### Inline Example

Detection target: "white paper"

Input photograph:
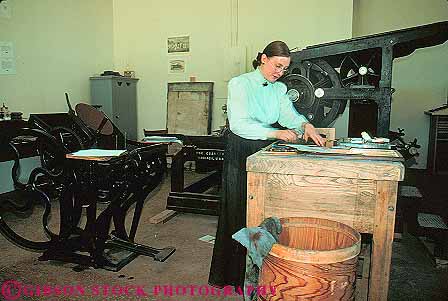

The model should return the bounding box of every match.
[198,235,215,244]
[0,0,11,19]
[0,42,16,74]
[281,143,337,153]
[0,42,14,58]
[70,149,127,157]
[0,58,15,74]
[142,136,183,144]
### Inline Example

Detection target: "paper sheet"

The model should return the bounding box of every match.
[142,136,183,144]
[198,235,215,244]
[0,41,16,74]
[0,1,11,19]
[70,149,127,157]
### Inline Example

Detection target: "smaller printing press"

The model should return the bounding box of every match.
[0,96,175,271]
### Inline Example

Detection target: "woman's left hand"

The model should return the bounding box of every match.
[303,123,326,146]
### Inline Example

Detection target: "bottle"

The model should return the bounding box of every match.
[0,103,5,120]
[1,103,9,120]
[5,104,10,120]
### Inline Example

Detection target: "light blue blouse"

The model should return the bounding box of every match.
[227,68,309,140]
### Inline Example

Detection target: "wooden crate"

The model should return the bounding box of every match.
[246,148,404,300]
[167,82,213,136]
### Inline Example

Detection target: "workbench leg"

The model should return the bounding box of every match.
[370,180,398,300]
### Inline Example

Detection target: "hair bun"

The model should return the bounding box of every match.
[252,59,259,69]
[252,52,263,69]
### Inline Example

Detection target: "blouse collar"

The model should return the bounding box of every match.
[253,67,270,86]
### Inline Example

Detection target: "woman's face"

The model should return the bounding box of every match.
[260,54,290,82]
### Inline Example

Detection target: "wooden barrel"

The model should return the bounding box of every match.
[259,217,361,301]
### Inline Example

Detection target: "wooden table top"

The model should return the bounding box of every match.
[247,145,405,181]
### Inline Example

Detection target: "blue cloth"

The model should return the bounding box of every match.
[232,217,282,301]
[227,68,308,140]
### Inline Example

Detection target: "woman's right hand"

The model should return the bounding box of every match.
[273,129,299,143]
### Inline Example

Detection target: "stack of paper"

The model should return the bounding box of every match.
[142,136,183,145]
[69,149,127,157]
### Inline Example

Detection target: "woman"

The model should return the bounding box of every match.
[208,41,324,289]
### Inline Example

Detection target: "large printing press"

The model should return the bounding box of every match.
[144,21,447,216]
[0,21,447,271]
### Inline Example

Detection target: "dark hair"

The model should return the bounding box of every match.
[252,40,290,69]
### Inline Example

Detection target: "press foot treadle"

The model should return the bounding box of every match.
[106,234,176,263]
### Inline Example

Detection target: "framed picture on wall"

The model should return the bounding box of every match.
[167,36,190,54]
[168,59,186,74]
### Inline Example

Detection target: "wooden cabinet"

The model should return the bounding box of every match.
[425,106,448,174]
[246,148,404,300]
[167,82,213,135]
[90,76,139,140]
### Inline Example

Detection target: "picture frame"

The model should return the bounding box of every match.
[168,59,186,74]
[167,36,190,54]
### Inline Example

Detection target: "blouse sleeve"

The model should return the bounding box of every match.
[227,78,276,140]
[277,89,309,135]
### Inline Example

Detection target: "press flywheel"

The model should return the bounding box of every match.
[281,59,345,127]
[339,50,381,88]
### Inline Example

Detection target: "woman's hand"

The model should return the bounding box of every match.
[303,123,326,146]
[273,129,299,143]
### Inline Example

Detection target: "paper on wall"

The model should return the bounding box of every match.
[0,41,16,74]
[0,0,11,19]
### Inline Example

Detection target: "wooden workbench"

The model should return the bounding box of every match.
[246,147,404,300]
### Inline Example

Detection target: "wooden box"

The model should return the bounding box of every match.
[246,148,404,300]
[167,82,213,136]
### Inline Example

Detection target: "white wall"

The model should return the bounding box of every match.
[112,0,354,138]
[112,0,232,135]
[0,0,114,117]
[0,0,114,193]
[0,0,353,193]
[3,1,445,166]
[1,0,353,137]
[238,0,353,138]
[353,0,448,168]
[11,0,445,191]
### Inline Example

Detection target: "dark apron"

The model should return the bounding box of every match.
[208,131,271,288]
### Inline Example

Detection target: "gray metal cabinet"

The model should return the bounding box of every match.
[90,76,139,140]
